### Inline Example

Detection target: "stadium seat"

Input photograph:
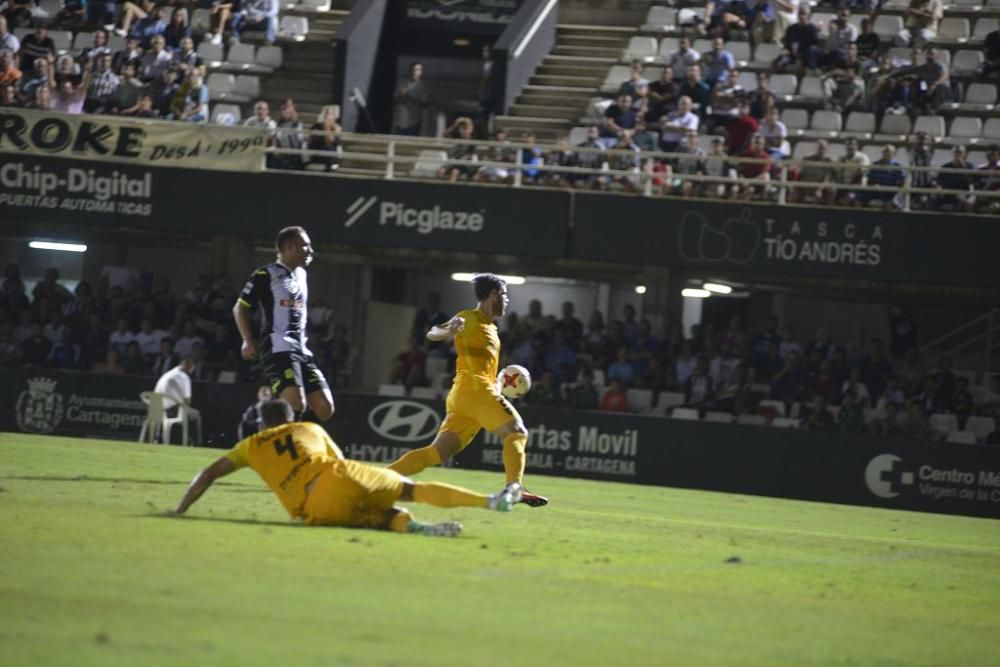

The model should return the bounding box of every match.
[964,416,996,441]
[692,38,713,55]
[377,384,405,397]
[107,33,126,52]
[984,118,1000,140]
[952,50,985,76]
[139,391,190,446]
[770,74,797,99]
[641,6,677,32]
[792,140,818,160]
[803,110,842,138]
[600,65,631,94]
[658,391,686,410]
[72,31,94,51]
[951,0,982,7]
[38,0,61,16]
[643,65,664,82]
[224,43,256,70]
[656,38,679,63]
[758,399,787,417]
[211,103,242,125]
[930,413,959,436]
[873,15,904,39]
[728,41,751,66]
[198,41,225,67]
[973,18,999,44]
[875,113,912,141]
[704,411,733,423]
[233,74,260,100]
[191,8,213,33]
[737,71,758,92]
[931,147,953,167]
[798,76,825,101]
[670,407,700,420]
[914,115,946,139]
[627,388,654,413]
[842,112,876,139]
[736,414,767,426]
[946,431,977,444]
[937,18,970,43]
[206,73,237,101]
[825,142,847,160]
[411,150,447,178]
[568,126,589,145]
[256,45,284,71]
[772,418,800,428]
[278,16,309,41]
[781,108,809,134]
[751,42,782,68]
[13,28,29,42]
[676,7,705,28]
[624,36,658,62]
[957,83,997,111]
[887,47,914,67]
[298,0,331,11]
[410,386,437,400]
[949,116,983,143]
[50,30,72,53]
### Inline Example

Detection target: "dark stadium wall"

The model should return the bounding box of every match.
[332,0,389,132]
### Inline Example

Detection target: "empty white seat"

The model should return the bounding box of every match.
[736,414,768,426]
[234,74,260,99]
[973,18,1000,42]
[206,73,236,100]
[752,42,782,66]
[377,384,405,397]
[931,147,953,167]
[862,144,885,163]
[952,50,984,76]
[600,65,631,93]
[642,6,677,32]
[692,38,713,54]
[792,140,818,160]
[568,126,589,145]
[671,407,700,420]
[772,417,800,428]
[704,411,733,423]
[659,391,686,409]
[873,15,903,39]
[807,110,842,135]
[937,18,970,42]
[963,83,997,108]
[844,112,876,137]
[930,413,958,435]
[950,116,982,141]
[627,388,654,413]
[191,8,213,33]
[38,0,61,15]
[198,41,224,65]
[50,30,73,52]
[279,15,309,40]
[758,399,787,417]
[770,73,797,98]
[914,115,946,138]
[947,431,977,444]
[984,118,1000,140]
[964,416,996,441]
[728,41,751,65]
[226,43,256,68]
[72,31,94,51]
[657,37,680,62]
[411,150,447,177]
[737,71,758,91]
[256,45,284,70]
[951,0,982,7]
[825,142,847,160]
[211,103,242,125]
[107,33,125,52]
[798,76,824,100]
[625,36,658,61]
[781,108,809,132]
[298,0,331,10]
[877,113,912,139]
[643,65,664,81]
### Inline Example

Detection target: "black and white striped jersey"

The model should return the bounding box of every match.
[238,262,311,355]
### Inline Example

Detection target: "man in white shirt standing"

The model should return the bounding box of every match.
[153,358,202,444]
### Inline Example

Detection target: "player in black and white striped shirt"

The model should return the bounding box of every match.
[233,226,334,421]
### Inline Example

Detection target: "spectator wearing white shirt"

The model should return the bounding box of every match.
[659,95,699,153]
[0,17,20,54]
[755,107,788,158]
[108,318,135,354]
[134,318,168,356]
[667,37,700,82]
[138,34,173,83]
[244,99,277,132]
[153,358,202,444]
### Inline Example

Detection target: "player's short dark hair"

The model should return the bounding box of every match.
[472,273,506,301]
[275,226,307,252]
[260,399,294,428]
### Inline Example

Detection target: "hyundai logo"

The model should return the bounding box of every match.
[368,400,441,442]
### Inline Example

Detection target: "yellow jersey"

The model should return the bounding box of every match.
[453,308,500,388]
[224,422,342,518]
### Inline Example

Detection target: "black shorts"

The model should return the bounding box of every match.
[263,351,329,397]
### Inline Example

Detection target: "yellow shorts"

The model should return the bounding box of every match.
[439,381,522,449]
[302,460,405,529]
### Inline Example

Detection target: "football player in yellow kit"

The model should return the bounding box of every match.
[387,274,548,507]
[172,399,520,537]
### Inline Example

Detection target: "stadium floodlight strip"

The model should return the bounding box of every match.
[29,241,88,253]
[451,273,526,285]
[703,282,733,294]
[513,0,558,59]
[681,288,711,298]
[635,285,647,294]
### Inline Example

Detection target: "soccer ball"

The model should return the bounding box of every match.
[498,365,532,399]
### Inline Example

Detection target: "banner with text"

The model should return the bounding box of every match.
[569,195,1000,287]
[0,107,266,172]
[395,0,524,35]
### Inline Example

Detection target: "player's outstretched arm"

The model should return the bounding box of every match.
[427,316,465,342]
[173,457,236,515]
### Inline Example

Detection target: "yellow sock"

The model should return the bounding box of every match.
[502,432,527,485]
[387,445,441,476]
[412,482,489,508]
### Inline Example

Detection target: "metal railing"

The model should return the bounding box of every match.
[922,309,1000,375]
[266,130,1000,214]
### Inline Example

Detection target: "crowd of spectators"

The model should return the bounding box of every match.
[0,255,353,388]
[395,295,1000,442]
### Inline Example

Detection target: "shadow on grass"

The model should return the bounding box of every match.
[138,512,305,529]
[0,474,267,492]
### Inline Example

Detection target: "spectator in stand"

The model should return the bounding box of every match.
[896,0,942,47]
[737,135,771,199]
[600,93,636,145]
[791,139,835,204]
[856,17,880,63]
[27,80,53,109]
[84,52,117,112]
[973,145,1000,214]
[131,4,169,48]
[755,107,787,159]
[17,23,53,73]
[137,34,172,84]
[148,66,178,117]
[173,36,201,74]
[271,98,306,170]
[108,317,134,354]
[390,336,427,389]
[701,136,734,198]
[821,9,857,68]
[238,385,273,439]
[822,43,865,111]
[174,320,203,358]
[648,66,677,120]
[392,62,428,136]
[869,402,905,436]
[863,145,905,209]
[110,62,142,114]
[902,401,932,439]
[244,99,276,130]
[437,116,477,181]
[0,83,18,107]
[0,17,19,55]
[525,370,561,407]
[836,137,870,205]
[701,38,735,88]
[618,59,648,99]
[952,377,975,430]
[684,355,715,413]
[518,131,544,184]
[21,324,51,367]
[837,391,866,433]
[19,56,48,100]
[52,54,80,87]
[556,302,583,352]
[706,0,749,36]
[842,367,871,407]
[771,351,807,406]
[667,37,701,82]
[859,338,893,398]
[748,72,775,120]
[725,100,758,155]
[151,337,177,377]
[678,64,711,112]
[983,27,1000,78]
[163,7,190,50]
[0,49,22,89]
[606,130,641,192]
[674,340,698,387]
[934,144,974,212]
[673,129,706,196]
[908,131,933,208]
[608,347,635,387]
[599,378,629,412]
[659,95,698,152]
[569,369,600,410]
[1,325,21,366]
[231,0,277,44]
[111,35,142,73]
[752,0,801,46]
[134,317,166,358]
[50,63,90,115]
[33,268,72,307]
[807,359,840,405]
[122,339,146,374]
[801,395,835,430]
[307,105,342,172]
[707,68,745,132]
[780,6,820,74]
[930,355,956,409]
[571,125,604,189]
[976,375,1000,418]
[173,70,208,122]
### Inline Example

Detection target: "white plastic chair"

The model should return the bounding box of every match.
[279,15,309,41]
[256,45,284,71]
[377,384,406,397]
[627,388,654,413]
[211,103,242,125]
[411,150,448,178]
[930,413,958,436]
[642,6,677,32]
[624,36,658,62]
[671,407,700,420]
[964,416,995,442]
[139,391,189,446]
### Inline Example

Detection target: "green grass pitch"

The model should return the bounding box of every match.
[1,432,999,667]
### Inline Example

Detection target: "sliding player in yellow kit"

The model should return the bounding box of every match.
[387,274,548,507]
[172,399,520,537]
